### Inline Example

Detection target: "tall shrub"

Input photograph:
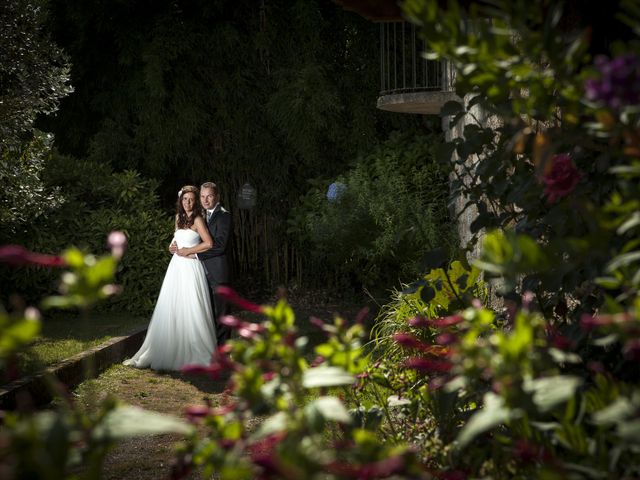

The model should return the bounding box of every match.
[289,132,455,291]
[0,154,172,314]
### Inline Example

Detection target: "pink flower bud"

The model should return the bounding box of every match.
[0,245,65,267]
[407,316,429,328]
[107,231,127,259]
[404,357,453,373]
[430,315,463,328]
[215,286,263,313]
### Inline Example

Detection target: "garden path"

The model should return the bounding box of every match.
[73,292,370,479]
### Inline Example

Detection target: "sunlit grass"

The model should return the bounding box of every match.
[6,311,146,380]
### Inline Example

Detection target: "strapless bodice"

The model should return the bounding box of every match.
[174,228,201,248]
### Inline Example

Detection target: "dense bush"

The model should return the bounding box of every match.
[171,1,640,478]
[0,153,172,314]
[289,132,455,290]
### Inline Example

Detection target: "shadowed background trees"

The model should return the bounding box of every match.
[2,0,451,311]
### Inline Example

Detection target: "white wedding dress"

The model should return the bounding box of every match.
[124,228,217,370]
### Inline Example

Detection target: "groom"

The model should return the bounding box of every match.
[177,181,232,345]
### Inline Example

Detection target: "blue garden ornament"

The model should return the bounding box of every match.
[326,182,346,202]
[237,182,257,209]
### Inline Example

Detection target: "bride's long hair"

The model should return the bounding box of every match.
[176,185,202,229]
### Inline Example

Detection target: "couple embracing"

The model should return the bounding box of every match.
[124,182,231,371]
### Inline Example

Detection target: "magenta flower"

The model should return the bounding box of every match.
[407,316,429,328]
[325,455,405,478]
[393,333,425,349]
[181,363,223,379]
[585,53,640,110]
[404,357,453,373]
[429,315,463,328]
[310,355,325,367]
[0,245,65,267]
[580,313,616,330]
[211,403,237,416]
[436,332,458,345]
[184,404,211,423]
[215,285,264,313]
[542,154,581,203]
[623,339,640,361]
[355,306,370,324]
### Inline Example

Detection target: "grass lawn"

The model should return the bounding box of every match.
[69,293,372,479]
[7,311,147,380]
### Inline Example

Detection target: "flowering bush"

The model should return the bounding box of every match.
[585,53,640,110]
[171,2,640,477]
[0,236,193,479]
[541,153,582,203]
[289,132,455,290]
[173,288,427,479]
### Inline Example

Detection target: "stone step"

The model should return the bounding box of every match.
[0,327,146,410]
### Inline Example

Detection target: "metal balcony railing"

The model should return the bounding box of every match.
[380,22,455,95]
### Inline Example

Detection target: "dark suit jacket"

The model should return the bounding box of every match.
[198,205,232,286]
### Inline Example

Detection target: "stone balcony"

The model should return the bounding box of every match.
[378,21,458,114]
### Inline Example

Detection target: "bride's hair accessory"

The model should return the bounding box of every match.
[178,189,183,198]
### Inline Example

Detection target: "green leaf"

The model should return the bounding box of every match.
[617,211,640,234]
[304,396,351,424]
[592,398,635,426]
[441,100,464,116]
[606,251,640,272]
[617,420,640,441]
[420,285,436,303]
[548,348,582,365]
[524,376,583,413]
[253,412,287,439]
[92,406,192,440]
[457,392,518,448]
[387,395,411,407]
[302,366,355,388]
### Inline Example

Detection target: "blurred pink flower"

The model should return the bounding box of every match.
[310,355,325,367]
[107,230,127,258]
[407,316,429,328]
[355,306,370,324]
[181,363,223,379]
[184,404,210,423]
[436,332,458,345]
[404,357,453,373]
[219,315,241,327]
[623,339,640,360]
[429,315,463,328]
[325,455,405,478]
[211,403,237,416]
[0,245,65,267]
[215,285,264,313]
[393,333,425,349]
[542,154,581,203]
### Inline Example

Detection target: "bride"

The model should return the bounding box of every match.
[124,185,217,370]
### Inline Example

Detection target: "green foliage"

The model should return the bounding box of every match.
[0,154,172,315]
[336,0,640,478]
[0,132,64,234]
[42,0,420,287]
[371,260,485,356]
[0,0,72,235]
[174,295,427,479]
[0,307,40,372]
[289,132,455,289]
[402,0,636,316]
[0,242,191,480]
[0,0,72,145]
